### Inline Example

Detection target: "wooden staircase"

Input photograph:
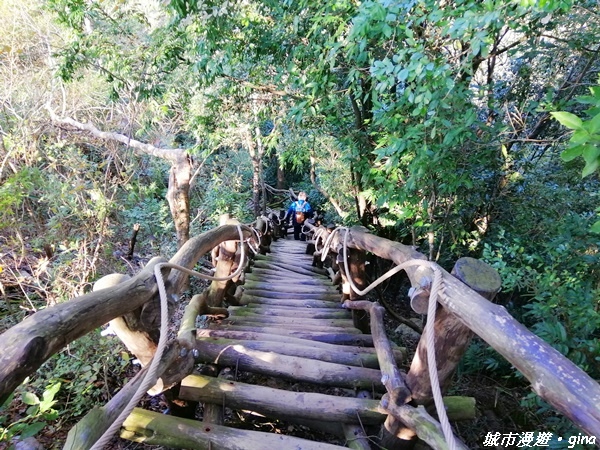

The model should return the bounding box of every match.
[122,238,394,449]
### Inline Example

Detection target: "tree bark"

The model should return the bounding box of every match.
[167,152,192,248]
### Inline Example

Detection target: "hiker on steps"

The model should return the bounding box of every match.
[285,191,313,241]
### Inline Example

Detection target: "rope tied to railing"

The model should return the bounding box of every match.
[321,226,458,450]
[90,225,250,450]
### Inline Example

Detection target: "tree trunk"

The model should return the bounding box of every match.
[167,152,192,249]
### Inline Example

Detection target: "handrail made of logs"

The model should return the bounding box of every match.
[0,224,253,405]
[333,226,600,438]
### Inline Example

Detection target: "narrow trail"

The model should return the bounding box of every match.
[177,237,394,448]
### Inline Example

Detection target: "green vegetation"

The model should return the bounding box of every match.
[0,0,598,447]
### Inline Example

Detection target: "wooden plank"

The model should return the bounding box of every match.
[206,324,375,346]
[191,340,384,390]
[195,337,388,368]
[225,313,356,329]
[245,275,329,287]
[243,280,339,293]
[253,258,328,276]
[229,305,351,319]
[239,295,341,308]
[241,289,340,300]
[196,329,378,352]
[219,319,360,334]
[180,374,386,425]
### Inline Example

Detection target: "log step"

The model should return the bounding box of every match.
[180,374,386,425]
[192,339,384,390]
[122,408,350,449]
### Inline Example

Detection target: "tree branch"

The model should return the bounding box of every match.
[46,105,186,163]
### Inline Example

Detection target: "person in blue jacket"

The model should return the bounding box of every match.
[286,191,313,240]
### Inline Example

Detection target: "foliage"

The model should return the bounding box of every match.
[482,220,600,379]
[0,332,132,447]
[0,380,61,444]
[552,78,600,232]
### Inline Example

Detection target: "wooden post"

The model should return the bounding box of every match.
[207,215,240,307]
[406,257,501,404]
[341,245,370,334]
[343,300,414,450]
[203,368,235,425]
[92,273,158,367]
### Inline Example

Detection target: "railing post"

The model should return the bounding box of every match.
[207,215,240,307]
[341,247,371,334]
[406,257,501,404]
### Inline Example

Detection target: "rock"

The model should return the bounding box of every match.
[14,437,44,450]
[395,321,421,341]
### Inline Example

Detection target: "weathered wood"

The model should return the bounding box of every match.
[92,273,157,367]
[196,329,397,354]
[343,390,376,450]
[121,408,349,450]
[206,215,241,307]
[241,289,341,301]
[247,267,331,282]
[253,257,329,276]
[196,337,398,369]
[407,257,501,404]
[0,257,169,405]
[228,304,351,319]
[343,300,412,449]
[239,295,341,308]
[433,396,477,421]
[179,374,386,425]
[343,301,410,403]
[220,318,359,333]
[168,224,254,294]
[382,400,470,450]
[243,280,339,293]
[343,425,372,450]
[344,227,600,437]
[202,367,235,425]
[209,324,375,346]
[191,339,384,390]
[245,275,330,287]
[345,247,371,333]
[224,313,356,329]
[179,292,229,342]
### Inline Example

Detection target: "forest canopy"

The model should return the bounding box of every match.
[0,0,599,446]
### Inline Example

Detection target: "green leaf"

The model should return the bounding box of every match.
[585,112,600,134]
[20,421,45,439]
[21,392,40,406]
[590,220,600,233]
[560,145,583,162]
[582,158,599,178]
[551,111,583,130]
[397,68,409,82]
[582,144,600,164]
[570,129,590,145]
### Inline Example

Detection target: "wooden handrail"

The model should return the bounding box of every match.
[0,225,253,405]
[336,226,600,438]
